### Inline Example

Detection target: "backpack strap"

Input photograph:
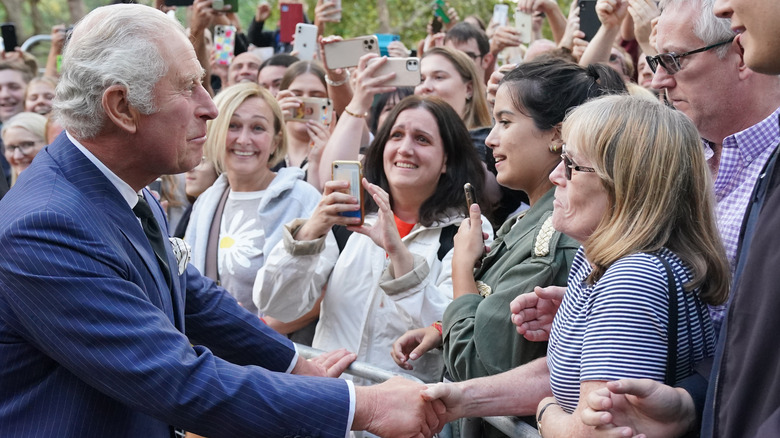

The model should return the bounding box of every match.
[332,223,457,262]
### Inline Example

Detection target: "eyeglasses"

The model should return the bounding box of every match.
[645,36,735,75]
[560,144,595,180]
[462,51,483,61]
[5,141,40,155]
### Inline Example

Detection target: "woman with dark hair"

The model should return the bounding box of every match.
[254,95,493,385]
[392,59,627,437]
[274,60,332,189]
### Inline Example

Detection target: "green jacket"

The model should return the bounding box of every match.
[442,188,579,436]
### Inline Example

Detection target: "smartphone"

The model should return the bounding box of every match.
[366,57,421,87]
[578,0,601,42]
[332,0,342,22]
[293,23,318,61]
[376,33,400,57]
[492,4,509,27]
[1,23,17,52]
[464,183,476,209]
[433,0,451,24]
[214,25,236,66]
[280,3,304,44]
[515,10,533,44]
[332,161,364,225]
[430,15,443,34]
[323,36,380,69]
[285,97,333,126]
[212,0,238,12]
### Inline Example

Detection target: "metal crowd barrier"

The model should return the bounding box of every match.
[296,344,540,438]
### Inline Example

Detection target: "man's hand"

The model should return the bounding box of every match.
[291,348,356,378]
[510,285,564,341]
[421,382,466,424]
[581,379,697,438]
[354,377,446,438]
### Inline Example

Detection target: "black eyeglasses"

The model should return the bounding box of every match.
[645,36,734,75]
[560,144,595,180]
[462,51,483,61]
[5,141,40,155]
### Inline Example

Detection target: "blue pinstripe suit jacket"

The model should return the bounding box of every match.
[0,135,350,438]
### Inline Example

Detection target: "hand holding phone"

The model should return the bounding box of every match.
[332,161,365,225]
[463,182,486,264]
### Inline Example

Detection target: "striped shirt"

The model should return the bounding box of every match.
[548,247,716,413]
[707,107,780,328]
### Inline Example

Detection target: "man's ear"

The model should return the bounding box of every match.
[102,85,139,134]
[481,52,494,72]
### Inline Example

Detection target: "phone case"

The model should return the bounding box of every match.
[433,0,450,23]
[332,161,364,225]
[376,34,400,57]
[293,23,318,61]
[367,57,421,87]
[1,23,17,52]
[214,25,236,66]
[285,97,333,126]
[280,3,304,44]
[492,4,509,27]
[332,0,342,22]
[514,10,533,44]
[323,36,380,69]
[578,0,601,42]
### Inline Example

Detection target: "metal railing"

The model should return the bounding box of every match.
[296,344,540,438]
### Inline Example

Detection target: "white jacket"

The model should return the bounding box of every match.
[254,213,493,384]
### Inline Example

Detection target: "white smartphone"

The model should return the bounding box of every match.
[515,9,533,44]
[366,57,421,87]
[293,23,318,61]
[332,0,342,22]
[214,25,236,66]
[493,4,509,27]
[285,97,333,126]
[332,161,364,225]
[323,35,380,69]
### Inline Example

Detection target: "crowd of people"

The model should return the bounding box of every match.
[0,0,778,436]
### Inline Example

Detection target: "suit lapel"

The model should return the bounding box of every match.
[48,135,183,329]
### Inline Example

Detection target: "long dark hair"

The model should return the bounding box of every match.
[500,58,627,131]
[364,95,488,226]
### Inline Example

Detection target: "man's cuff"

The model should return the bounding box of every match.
[284,350,300,374]
[345,380,356,437]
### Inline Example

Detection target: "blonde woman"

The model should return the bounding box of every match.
[2,112,47,185]
[537,95,729,436]
[185,83,322,341]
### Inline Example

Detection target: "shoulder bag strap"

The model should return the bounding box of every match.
[204,185,231,283]
[656,254,679,386]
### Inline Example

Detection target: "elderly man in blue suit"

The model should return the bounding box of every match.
[0,4,444,438]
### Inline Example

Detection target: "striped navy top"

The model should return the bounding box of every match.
[547,247,716,413]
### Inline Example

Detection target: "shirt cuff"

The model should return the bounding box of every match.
[284,350,300,374]
[345,380,356,437]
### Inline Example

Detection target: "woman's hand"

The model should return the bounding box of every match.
[275,89,303,120]
[351,179,415,276]
[295,180,363,241]
[452,203,488,271]
[391,326,443,370]
[596,0,629,30]
[510,285,564,341]
[345,53,397,116]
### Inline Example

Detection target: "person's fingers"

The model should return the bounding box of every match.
[420,383,448,401]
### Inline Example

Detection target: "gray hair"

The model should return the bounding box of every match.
[1,112,47,143]
[53,4,184,139]
[661,0,734,58]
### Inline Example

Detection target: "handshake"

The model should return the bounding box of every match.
[353,377,452,438]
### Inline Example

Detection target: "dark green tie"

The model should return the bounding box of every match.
[133,195,172,289]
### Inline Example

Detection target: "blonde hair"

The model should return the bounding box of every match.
[563,95,729,305]
[423,47,491,129]
[2,112,47,142]
[205,83,287,174]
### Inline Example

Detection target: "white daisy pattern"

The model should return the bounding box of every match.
[218,209,264,275]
